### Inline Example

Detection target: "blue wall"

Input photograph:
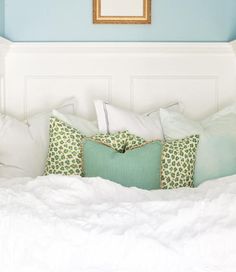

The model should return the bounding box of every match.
[2,0,236,42]
[0,0,4,36]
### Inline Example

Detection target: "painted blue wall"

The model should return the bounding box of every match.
[2,0,236,42]
[0,0,4,36]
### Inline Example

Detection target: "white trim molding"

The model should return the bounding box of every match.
[7,41,235,55]
[23,75,113,120]
[0,37,11,56]
[0,37,236,55]
[231,40,236,55]
[0,75,5,113]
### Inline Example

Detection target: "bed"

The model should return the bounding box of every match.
[0,37,236,271]
[0,174,235,272]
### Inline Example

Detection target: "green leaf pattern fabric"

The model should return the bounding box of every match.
[161,135,199,189]
[125,133,146,150]
[44,117,129,176]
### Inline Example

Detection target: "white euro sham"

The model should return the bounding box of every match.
[52,110,98,136]
[95,100,182,140]
[0,98,77,178]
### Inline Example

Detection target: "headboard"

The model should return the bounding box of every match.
[0,37,236,120]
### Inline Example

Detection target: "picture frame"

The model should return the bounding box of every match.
[93,0,151,24]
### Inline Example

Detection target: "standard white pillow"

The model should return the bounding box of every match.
[52,110,98,136]
[0,98,77,178]
[160,104,236,186]
[94,100,182,141]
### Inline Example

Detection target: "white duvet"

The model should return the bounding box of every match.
[0,175,236,272]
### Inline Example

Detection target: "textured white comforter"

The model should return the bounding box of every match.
[0,175,236,272]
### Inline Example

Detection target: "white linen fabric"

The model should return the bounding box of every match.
[160,104,236,186]
[0,174,235,272]
[0,98,77,178]
[52,110,98,136]
[95,100,182,140]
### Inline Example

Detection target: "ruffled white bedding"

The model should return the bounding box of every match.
[0,174,236,272]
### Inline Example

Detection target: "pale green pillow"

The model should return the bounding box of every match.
[160,106,236,186]
[83,139,162,190]
[44,117,129,176]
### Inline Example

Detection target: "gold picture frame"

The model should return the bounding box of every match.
[93,0,151,24]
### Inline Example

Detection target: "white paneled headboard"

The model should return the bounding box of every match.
[0,37,236,120]
[232,41,236,55]
[0,38,10,112]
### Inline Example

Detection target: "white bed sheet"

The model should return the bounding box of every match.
[0,174,236,272]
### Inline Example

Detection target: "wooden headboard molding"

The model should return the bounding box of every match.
[0,37,236,120]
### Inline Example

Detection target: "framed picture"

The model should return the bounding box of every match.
[93,0,151,24]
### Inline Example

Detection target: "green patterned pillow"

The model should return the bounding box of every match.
[44,117,129,176]
[124,134,199,189]
[161,135,199,189]
[125,133,147,150]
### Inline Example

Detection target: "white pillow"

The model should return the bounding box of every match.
[52,110,98,136]
[94,100,182,141]
[0,98,77,178]
[160,104,236,186]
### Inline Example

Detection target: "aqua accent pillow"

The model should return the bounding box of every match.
[160,105,236,186]
[44,117,130,176]
[83,140,162,190]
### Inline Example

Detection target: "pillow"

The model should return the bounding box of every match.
[125,133,199,189]
[83,139,162,190]
[0,98,77,178]
[52,110,98,136]
[160,135,199,189]
[160,104,236,186]
[44,117,130,176]
[94,100,182,141]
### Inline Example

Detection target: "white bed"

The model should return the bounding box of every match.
[0,37,236,271]
[0,174,236,272]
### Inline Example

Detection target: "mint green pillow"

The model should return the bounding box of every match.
[83,140,162,190]
[44,117,130,176]
[160,107,236,186]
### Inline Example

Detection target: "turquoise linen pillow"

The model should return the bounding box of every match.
[83,140,162,190]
